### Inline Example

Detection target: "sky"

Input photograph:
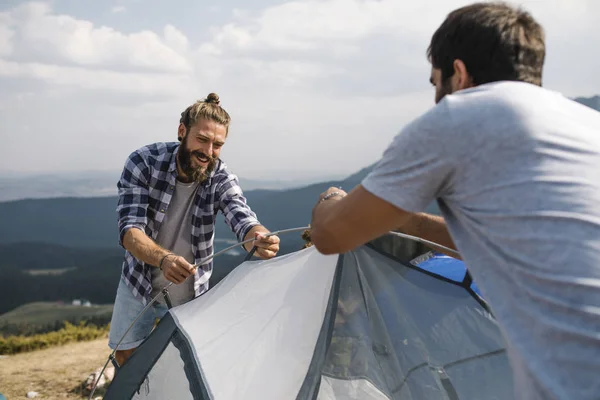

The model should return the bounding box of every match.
[0,0,599,181]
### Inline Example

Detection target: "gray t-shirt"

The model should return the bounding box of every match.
[362,81,600,400]
[150,180,199,307]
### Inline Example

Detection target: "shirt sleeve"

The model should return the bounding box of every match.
[116,150,151,247]
[216,174,261,242]
[361,102,458,213]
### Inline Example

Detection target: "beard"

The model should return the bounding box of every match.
[177,138,217,183]
[435,77,454,104]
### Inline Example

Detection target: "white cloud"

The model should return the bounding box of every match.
[163,24,189,54]
[0,0,599,180]
[2,2,190,73]
[0,11,14,56]
[0,59,193,96]
[0,26,13,56]
[199,0,467,55]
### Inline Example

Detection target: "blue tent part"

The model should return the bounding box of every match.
[415,253,482,297]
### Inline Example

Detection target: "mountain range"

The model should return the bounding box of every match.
[0,164,397,315]
[0,170,347,203]
[0,93,598,317]
[0,165,379,249]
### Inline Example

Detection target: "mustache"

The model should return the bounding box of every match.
[192,151,215,161]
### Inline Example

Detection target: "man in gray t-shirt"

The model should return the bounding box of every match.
[309,3,600,400]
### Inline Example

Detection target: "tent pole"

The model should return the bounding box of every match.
[389,231,460,257]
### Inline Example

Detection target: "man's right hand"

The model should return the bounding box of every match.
[160,254,197,284]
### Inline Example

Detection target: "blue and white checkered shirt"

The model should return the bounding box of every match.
[116,142,260,304]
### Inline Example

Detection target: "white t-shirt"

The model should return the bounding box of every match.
[362,81,600,400]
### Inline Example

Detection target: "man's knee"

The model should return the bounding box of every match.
[115,348,136,367]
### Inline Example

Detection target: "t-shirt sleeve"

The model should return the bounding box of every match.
[361,103,458,213]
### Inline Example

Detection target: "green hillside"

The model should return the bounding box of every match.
[0,302,113,337]
[0,241,268,315]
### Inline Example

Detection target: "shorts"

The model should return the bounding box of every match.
[108,277,169,351]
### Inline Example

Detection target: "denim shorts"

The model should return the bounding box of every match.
[108,278,169,351]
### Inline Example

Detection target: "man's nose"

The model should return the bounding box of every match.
[200,142,213,155]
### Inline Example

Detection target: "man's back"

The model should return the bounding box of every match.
[436,81,600,399]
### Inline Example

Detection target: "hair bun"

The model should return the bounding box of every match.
[205,92,220,105]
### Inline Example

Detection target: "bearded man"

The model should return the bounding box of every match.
[108,93,280,366]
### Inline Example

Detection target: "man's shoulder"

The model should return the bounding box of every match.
[131,142,178,159]
[444,81,566,112]
[126,142,178,167]
[445,81,600,132]
[210,160,243,189]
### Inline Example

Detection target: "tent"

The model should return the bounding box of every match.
[103,232,514,400]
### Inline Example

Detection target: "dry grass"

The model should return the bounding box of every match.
[0,336,111,399]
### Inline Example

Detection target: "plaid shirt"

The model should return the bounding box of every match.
[116,142,260,304]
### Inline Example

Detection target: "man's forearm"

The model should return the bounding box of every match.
[122,227,172,268]
[397,213,460,259]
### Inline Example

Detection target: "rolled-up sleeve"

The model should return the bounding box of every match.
[116,151,151,247]
[217,175,260,242]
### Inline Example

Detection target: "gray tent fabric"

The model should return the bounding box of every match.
[104,234,514,400]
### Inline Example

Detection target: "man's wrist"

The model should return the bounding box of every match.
[158,253,175,270]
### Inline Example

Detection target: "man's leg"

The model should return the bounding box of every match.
[108,278,159,367]
[114,348,135,366]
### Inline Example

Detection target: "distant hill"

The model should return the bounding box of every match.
[0,170,342,202]
[574,95,600,111]
[0,240,260,315]
[0,302,113,337]
[0,163,441,314]
[0,164,404,248]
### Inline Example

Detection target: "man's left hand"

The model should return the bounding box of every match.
[252,232,280,259]
[318,187,348,203]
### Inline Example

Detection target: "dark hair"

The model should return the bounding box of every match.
[427,2,545,86]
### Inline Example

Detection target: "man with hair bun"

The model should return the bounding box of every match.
[108,92,280,366]
[310,2,600,399]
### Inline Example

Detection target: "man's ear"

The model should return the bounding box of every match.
[177,123,186,142]
[452,59,474,90]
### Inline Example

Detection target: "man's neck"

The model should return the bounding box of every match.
[175,155,192,183]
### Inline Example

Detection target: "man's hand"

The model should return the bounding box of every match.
[243,225,280,259]
[160,254,197,284]
[251,232,280,259]
[318,187,348,203]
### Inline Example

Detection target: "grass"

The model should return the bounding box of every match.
[0,337,111,399]
[0,322,110,355]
